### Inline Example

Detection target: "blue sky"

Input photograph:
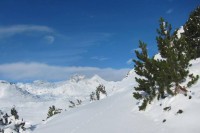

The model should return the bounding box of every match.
[0,0,199,82]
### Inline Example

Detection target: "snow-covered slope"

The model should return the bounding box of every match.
[0,74,119,124]
[1,58,200,133]
[34,58,200,133]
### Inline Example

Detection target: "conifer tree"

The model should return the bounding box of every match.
[153,59,173,99]
[156,17,173,58]
[96,84,107,100]
[156,18,191,90]
[184,6,200,59]
[47,105,61,119]
[90,92,96,101]
[11,107,19,119]
[133,15,199,111]
[133,41,157,110]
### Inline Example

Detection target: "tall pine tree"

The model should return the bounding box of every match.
[184,6,200,59]
[156,18,191,90]
[133,15,199,111]
[133,41,157,110]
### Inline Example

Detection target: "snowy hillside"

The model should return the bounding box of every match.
[0,74,119,123]
[0,58,200,133]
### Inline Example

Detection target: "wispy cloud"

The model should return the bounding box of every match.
[166,8,173,14]
[65,32,113,47]
[44,35,55,44]
[0,25,112,47]
[0,62,130,81]
[91,56,109,61]
[0,25,113,65]
[0,25,53,38]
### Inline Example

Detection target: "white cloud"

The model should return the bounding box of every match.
[0,62,130,81]
[126,59,133,65]
[0,25,53,38]
[166,9,173,14]
[44,35,55,44]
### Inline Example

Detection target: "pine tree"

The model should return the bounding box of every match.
[133,41,157,110]
[133,16,199,111]
[156,17,173,58]
[153,59,173,99]
[47,105,61,119]
[90,92,96,101]
[11,107,19,119]
[156,18,191,91]
[96,84,107,100]
[69,100,76,108]
[184,6,200,59]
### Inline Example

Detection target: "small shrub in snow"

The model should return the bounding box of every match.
[76,99,82,105]
[11,107,19,119]
[176,109,183,115]
[162,119,166,123]
[47,105,62,119]
[0,108,31,133]
[69,99,82,108]
[187,74,199,87]
[90,92,96,101]
[163,106,171,111]
[96,84,107,100]
[69,100,76,108]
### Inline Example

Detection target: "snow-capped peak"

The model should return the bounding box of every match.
[33,80,48,85]
[70,74,85,83]
[90,74,105,83]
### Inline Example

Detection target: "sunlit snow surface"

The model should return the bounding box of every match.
[1,58,200,133]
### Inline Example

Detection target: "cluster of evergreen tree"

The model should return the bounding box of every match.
[0,107,29,133]
[96,84,107,100]
[47,105,62,119]
[68,99,82,108]
[90,84,107,101]
[11,107,19,119]
[133,6,199,111]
